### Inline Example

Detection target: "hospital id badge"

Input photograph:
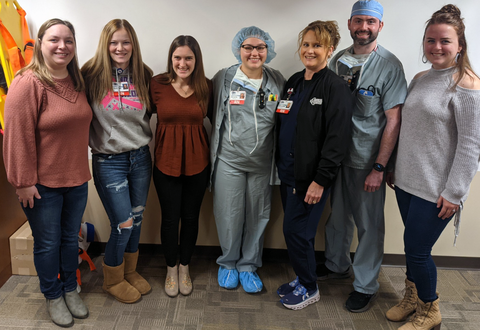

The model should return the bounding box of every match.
[276,100,293,114]
[229,91,246,105]
[113,81,130,97]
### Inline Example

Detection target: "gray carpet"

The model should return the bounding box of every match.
[0,255,479,329]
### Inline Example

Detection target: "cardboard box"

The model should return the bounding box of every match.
[9,221,37,276]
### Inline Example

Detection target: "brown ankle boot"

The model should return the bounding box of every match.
[124,251,152,295]
[102,259,141,303]
[386,278,418,322]
[398,297,441,330]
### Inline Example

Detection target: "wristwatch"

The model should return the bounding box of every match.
[373,163,385,172]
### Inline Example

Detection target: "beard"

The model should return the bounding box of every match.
[351,30,378,46]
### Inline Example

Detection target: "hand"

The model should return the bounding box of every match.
[304,181,324,205]
[16,186,41,208]
[364,170,383,192]
[436,196,459,220]
[386,171,395,190]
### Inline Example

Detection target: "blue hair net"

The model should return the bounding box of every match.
[231,26,277,64]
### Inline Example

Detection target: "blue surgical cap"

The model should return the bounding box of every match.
[351,0,384,21]
[231,26,277,64]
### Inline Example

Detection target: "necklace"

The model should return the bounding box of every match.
[173,79,191,96]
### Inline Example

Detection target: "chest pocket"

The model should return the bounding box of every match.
[355,92,381,118]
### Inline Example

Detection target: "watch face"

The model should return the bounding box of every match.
[373,163,385,172]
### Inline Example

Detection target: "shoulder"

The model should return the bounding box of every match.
[457,70,480,90]
[11,70,43,91]
[374,45,404,70]
[330,47,347,63]
[264,65,284,79]
[413,70,429,80]
[286,70,304,86]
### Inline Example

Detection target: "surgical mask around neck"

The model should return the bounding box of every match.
[337,49,370,69]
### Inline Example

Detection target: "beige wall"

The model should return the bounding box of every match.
[83,159,480,258]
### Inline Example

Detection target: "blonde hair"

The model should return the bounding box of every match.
[297,20,341,56]
[154,35,209,116]
[81,19,152,108]
[18,18,85,91]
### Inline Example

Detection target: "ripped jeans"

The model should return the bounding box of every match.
[92,145,152,267]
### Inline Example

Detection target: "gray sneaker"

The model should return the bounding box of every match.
[316,264,352,280]
[46,296,74,328]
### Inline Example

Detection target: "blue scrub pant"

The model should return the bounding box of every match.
[395,187,452,303]
[281,182,330,291]
[212,158,272,272]
[324,166,385,294]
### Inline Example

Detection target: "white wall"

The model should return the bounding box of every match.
[17,0,480,258]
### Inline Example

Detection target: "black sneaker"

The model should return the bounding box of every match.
[345,290,378,313]
[316,264,352,280]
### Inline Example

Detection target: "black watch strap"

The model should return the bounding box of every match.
[373,163,385,172]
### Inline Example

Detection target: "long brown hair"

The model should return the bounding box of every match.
[154,35,209,116]
[18,18,85,91]
[81,19,152,108]
[424,4,479,87]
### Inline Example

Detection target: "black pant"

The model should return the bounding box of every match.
[153,165,209,267]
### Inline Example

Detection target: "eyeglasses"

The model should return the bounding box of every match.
[241,44,268,53]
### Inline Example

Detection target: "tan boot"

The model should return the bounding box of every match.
[165,265,179,297]
[102,259,141,303]
[398,297,441,330]
[179,264,193,296]
[124,251,152,295]
[386,279,418,322]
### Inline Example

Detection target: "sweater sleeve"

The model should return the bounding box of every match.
[3,73,44,189]
[441,88,480,204]
[314,77,354,188]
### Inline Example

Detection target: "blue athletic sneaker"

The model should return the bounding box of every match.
[277,277,299,297]
[239,271,263,293]
[218,266,239,289]
[280,284,320,310]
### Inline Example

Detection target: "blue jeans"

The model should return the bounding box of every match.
[395,187,453,302]
[92,145,152,267]
[281,182,330,291]
[22,182,88,299]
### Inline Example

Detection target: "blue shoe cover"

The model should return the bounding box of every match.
[239,271,263,293]
[218,266,239,289]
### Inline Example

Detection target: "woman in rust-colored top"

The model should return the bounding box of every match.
[150,35,212,297]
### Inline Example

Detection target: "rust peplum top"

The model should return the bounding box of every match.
[150,78,212,177]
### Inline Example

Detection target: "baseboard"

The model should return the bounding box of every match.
[87,242,480,270]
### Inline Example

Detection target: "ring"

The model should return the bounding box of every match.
[313,201,317,204]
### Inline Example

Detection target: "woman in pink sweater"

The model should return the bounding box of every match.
[3,19,92,328]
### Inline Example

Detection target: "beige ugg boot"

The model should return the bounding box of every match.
[179,264,193,296]
[398,297,441,330]
[124,251,152,295]
[102,259,141,303]
[165,265,179,297]
[386,278,418,322]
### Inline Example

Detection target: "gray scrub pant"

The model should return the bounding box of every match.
[212,158,272,272]
[324,165,385,294]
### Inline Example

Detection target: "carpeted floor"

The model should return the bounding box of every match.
[0,255,479,330]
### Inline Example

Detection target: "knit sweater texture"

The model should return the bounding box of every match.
[3,70,92,189]
[395,66,480,204]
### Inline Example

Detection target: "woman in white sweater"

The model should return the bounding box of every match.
[386,5,480,330]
